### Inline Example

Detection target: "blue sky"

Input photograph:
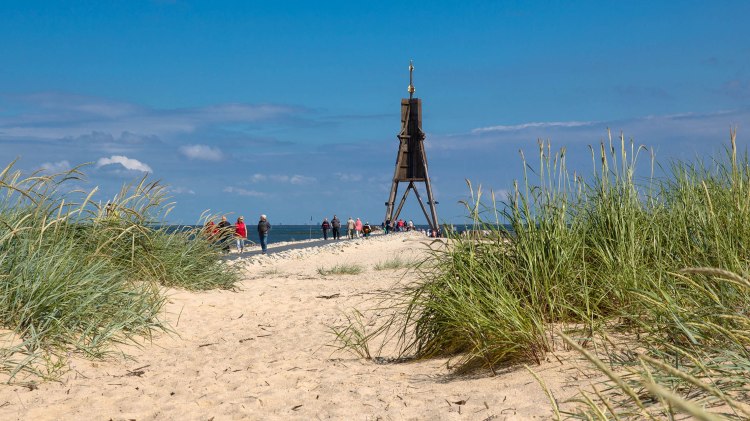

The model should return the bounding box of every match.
[1,1,749,225]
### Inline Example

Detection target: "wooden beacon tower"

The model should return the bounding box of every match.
[384,61,440,235]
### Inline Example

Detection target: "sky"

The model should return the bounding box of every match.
[1,1,749,225]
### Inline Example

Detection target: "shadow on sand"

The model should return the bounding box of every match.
[220,237,360,262]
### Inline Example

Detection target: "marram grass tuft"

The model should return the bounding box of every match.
[333,129,750,418]
[0,161,239,379]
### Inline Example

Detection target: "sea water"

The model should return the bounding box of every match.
[162,222,512,245]
[161,224,439,244]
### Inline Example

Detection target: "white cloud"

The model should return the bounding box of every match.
[425,109,750,158]
[290,175,316,185]
[16,92,141,119]
[38,160,71,173]
[96,155,152,172]
[0,92,301,141]
[250,174,316,185]
[269,175,289,183]
[223,186,265,197]
[334,172,362,182]
[169,186,196,195]
[471,121,595,134]
[179,144,224,161]
[262,174,318,186]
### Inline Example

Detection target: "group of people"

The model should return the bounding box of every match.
[318,216,433,239]
[320,216,372,240]
[382,218,414,234]
[204,214,271,254]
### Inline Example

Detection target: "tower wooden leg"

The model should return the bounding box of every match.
[385,180,399,222]
[410,183,435,232]
[392,183,412,222]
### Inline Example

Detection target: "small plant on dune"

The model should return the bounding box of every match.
[0,161,239,379]
[317,263,363,276]
[261,267,281,276]
[374,256,414,271]
[328,309,374,359]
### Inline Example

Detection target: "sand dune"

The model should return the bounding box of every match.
[0,232,578,420]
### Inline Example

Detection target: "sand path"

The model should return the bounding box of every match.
[0,233,577,420]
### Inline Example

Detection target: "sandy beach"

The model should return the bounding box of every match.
[0,232,579,420]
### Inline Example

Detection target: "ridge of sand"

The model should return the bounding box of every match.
[0,232,579,420]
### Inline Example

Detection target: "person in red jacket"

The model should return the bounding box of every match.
[234,216,247,253]
[203,221,217,240]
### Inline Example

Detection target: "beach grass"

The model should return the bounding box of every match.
[0,162,240,379]
[261,267,281,276]
[333,129,750,418]
[317,264,364,276]
[374,256,413,271]
[328,309,374,359]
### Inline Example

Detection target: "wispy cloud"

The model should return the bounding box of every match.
[429,109,750,154]
[8,92,141,120]
[223,186,265,197]
[169,186,196,195]
[179,144,224,161]
[290,175,316,185]
[96,155,152,172]
[334,172,363,182]
[38,160,71,173]
[250,173,317,185]
[471,121,595,134]
[0,92,303,141]
[269,175,317,185]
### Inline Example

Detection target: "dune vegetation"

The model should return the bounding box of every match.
[0,162,239,379]
[334,129,750,419]
[374,256,414,271]
[318,263,364,276]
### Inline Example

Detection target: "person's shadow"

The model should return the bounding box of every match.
[220,237,354,262]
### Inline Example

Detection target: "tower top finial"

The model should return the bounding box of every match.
[408,60,415,99]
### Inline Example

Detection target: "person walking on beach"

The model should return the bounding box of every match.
[234,216,247,253]
[355,218,363,238]
[347,217,355,239]
[363,221,372,238]
[331,215,341,240]
[321,218,331,240]
[203,220,217,241]
[217,216,232,253]
[257,214,271,254]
